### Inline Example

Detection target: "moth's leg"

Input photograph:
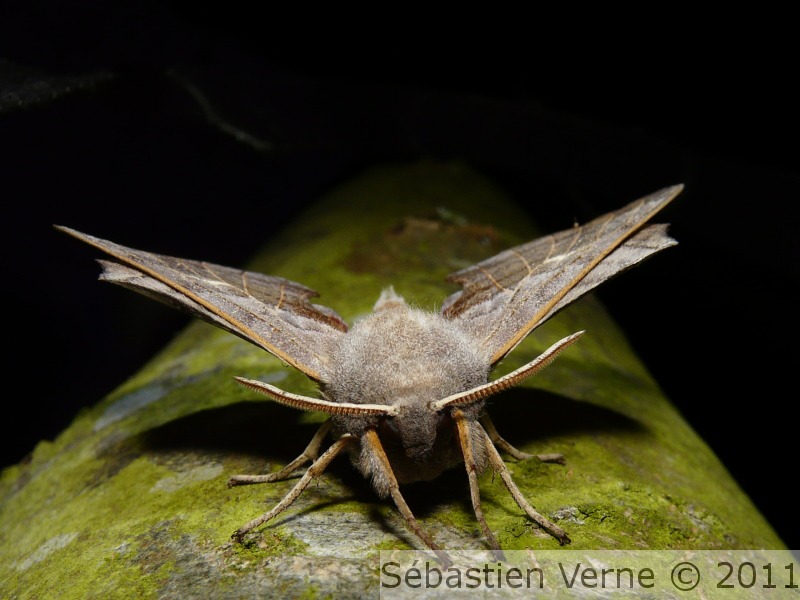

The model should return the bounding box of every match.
[228,420,332,487]
[480,414,565,464]
[362,429,451,565]
[480,426,571,545]
[232,432,355,541]
[452,409,503,553]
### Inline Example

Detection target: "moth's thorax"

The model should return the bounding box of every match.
[326,298,489,408]
[324,293,490,476]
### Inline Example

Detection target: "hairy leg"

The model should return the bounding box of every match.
[228,420,332,487]
[362,429,452,566]
[232,431,354,541]
[481,427,571,544]
[453,410,506,557]
[480,414,564,464]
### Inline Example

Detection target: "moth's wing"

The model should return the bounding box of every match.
[442,185,682,363]
[56,227,347,382]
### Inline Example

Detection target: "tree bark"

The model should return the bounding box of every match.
[1,162,785,598]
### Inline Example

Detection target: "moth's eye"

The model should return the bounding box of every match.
[380,416,400,439]
[436,411,453,433]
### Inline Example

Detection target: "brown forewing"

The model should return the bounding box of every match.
[56,227,347,382]
[442,185,682,363]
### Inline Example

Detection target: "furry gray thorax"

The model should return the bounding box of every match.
[324,290,490,486]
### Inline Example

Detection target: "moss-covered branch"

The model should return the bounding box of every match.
[1,162,784,598]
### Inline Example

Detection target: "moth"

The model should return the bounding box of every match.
[57,184,680,556]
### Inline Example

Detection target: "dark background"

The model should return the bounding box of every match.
[2,4,797,549]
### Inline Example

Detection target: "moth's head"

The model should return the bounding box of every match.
[378,397,456,463]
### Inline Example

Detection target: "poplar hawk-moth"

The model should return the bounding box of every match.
[57,184,680,556]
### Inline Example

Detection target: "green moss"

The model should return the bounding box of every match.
[1,162,785,598]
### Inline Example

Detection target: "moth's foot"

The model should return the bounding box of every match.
[543,518,572,545]
[535,453,566,465]
[490,548,507,562]
[231,528,259,545]
[227,473,279,488]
